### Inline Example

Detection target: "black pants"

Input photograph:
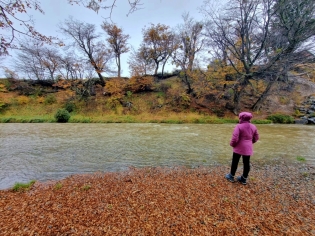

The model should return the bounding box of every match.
[230,152,250,178]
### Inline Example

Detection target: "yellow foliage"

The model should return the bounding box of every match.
[17,96,30,105]
[0,84,8,92]
[105,96,122,109]
[105,78,127,96]
[37,97,45,103]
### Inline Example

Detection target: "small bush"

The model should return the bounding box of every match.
[55,108,71,123]
[64,102,76,113]
[82,184,91,191]
[104,78,127,96]
[266,114,294,124]
[12,180,35,192]
[126,91,133,98]
[44,94,57,105]
[0,101,8,113]
[296,156,306,162]
[127,76,154,93]
[54,182,63,190]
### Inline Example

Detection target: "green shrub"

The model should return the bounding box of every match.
[12,180,35,192]
[296,156,306,162]
[82,184,91,191]
[251,119,272,124]
[54,182,63,190]
[55,108,71,123]
[44,94,57,105]
[126,91,133,98]
[64,102,76,113]
[0,101,8,113]
[266,114,294,124]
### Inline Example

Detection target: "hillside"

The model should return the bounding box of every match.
[0,74,315,123]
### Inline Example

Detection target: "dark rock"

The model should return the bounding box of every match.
[307,117,315,124]
[295,119,308,125]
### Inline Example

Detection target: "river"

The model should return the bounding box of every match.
[0,123,314,189]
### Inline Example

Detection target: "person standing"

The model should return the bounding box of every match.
[225,112,259,185]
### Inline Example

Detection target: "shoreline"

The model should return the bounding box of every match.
[1,163,314,235]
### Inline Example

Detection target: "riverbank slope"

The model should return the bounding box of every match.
[1,162,314,235]
[1,75,315,123]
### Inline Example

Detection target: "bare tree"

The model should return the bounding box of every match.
[251,0,315,110]
[203,0,315,113]
[0,0,55,56]
[0,0,142,56]
[68,0,143,17]
[14,40,60,80]
[57,53,77,80]
[59,18,113,86]
[171,12,204,93]
[102,23,130,77]
[41,47,61,80]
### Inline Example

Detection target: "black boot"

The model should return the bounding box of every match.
[237,176,247,185]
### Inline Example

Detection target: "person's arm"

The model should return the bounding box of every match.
[230,126,239,147]
[252,127,259,143]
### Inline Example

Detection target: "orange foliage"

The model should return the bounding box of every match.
[127,75,154,93]
[0,164,314,235]
[53,79,72,89]
[104,78,128,96]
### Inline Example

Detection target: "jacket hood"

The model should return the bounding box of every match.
[239,112,253,122]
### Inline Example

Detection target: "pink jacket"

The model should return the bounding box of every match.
[230,112,259,156]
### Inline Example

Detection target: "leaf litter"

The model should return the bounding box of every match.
[0,162,314,235]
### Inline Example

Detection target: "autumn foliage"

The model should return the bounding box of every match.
[127,75,154,93]
[0,163,314,235]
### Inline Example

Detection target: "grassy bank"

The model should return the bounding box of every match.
[0,114,272,124]
[0,78,276,124]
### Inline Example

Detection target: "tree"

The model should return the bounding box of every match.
[68,0,142,16]
[14,39,61,80]
[203,0,315,113]
[171,12,204,93]
[102,23,130,77]
[128,46,154,76]
[0,0,142,56]
[59,18,113,86]
[250,0,315,110]
[141,23,174,76]
[0,0,54,56]
[14,42,42,80]
[57,53,78,80]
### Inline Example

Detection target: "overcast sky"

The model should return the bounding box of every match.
[1,0,207,78]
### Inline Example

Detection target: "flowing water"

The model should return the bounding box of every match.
[0,123,314,189]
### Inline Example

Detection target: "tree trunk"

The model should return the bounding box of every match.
[154,61,159,75]
[183,72,193,94]
[89,57,105,86]
[117,56,121,78]
[232,79,249,115]
[251,80,275,111]
[161,61,167,79]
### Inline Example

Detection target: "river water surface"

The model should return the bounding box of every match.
[1,123,314,189]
